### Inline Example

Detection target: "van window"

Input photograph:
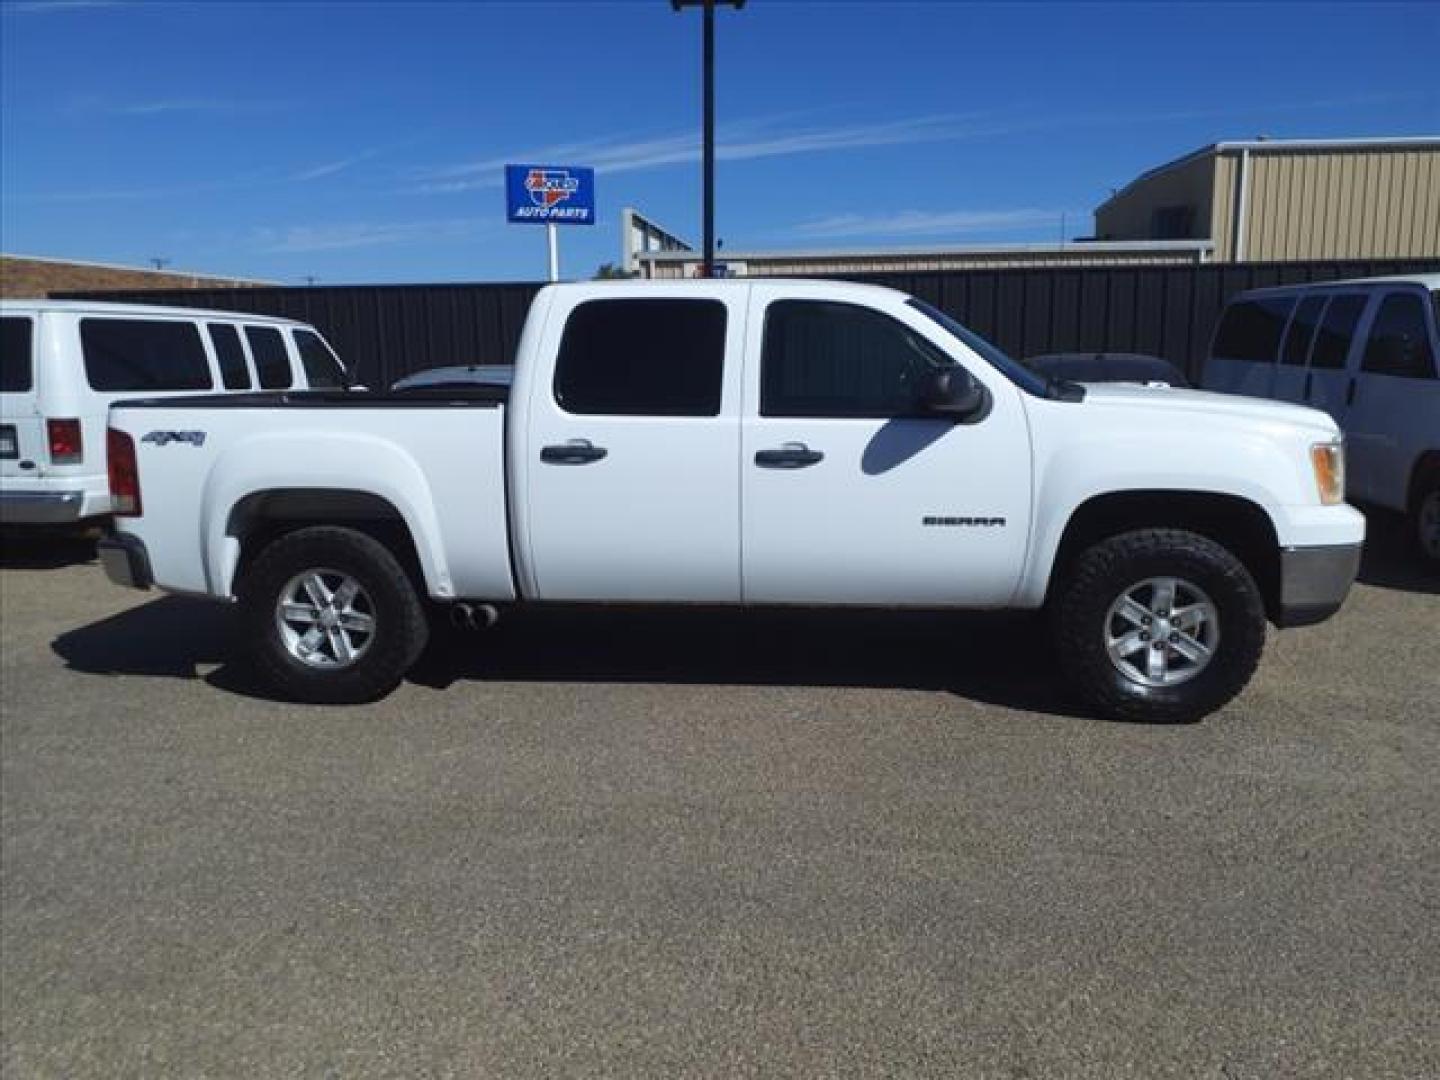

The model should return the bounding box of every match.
[1280,296,1327,367]
[1310,295,1367,371]
[1,317,33,392]
[81,319,213,391]
[1361,293,1436,379]
[554,299,726,416]
[292,329,347,388]
[245,326,293,390]
[208,323,251,390]
[1212,296,1294,363]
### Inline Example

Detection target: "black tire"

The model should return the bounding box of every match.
[1051,528,1266,723]
[1410,479,1440,566]
[238,526,429,704]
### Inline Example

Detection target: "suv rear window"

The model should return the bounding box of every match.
[207,323,251,390]
[245,325,293,390]
[292,329,347,389]
[1212,296,1294,363]
[554,299,726,416]
[1,317,33,392]
[81,318,213,391]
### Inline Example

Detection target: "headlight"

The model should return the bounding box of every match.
[1310,440,1345,505]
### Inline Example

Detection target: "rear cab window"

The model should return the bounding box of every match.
[81,318,213,391]
[553,299,726,416]
[1212,295,1295,363]
[1,316,34,393]
[245,325,293,390]
[292,328,348,389]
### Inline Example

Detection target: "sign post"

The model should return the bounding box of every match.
[505,164,595,282]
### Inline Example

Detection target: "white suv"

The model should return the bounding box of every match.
[1203,274,1440,562]
[0,300,349,525]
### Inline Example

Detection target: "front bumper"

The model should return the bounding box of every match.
[0,490,85,525]
[1275,543,1361,628]
[97,532,153,590]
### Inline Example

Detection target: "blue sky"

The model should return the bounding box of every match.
[2,0,1437,284]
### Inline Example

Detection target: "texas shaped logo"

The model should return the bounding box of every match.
[525,169,580,208]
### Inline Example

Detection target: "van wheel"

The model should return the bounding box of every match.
[239,526,428,704]
[1412,483,1440,565]
[1051,529,1267,723]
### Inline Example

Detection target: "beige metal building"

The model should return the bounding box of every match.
[1095,137,1440,262]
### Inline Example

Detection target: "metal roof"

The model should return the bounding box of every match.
[1097,136,1440,210]
[636,239,1214,264]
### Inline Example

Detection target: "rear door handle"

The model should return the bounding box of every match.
[1303,372,1314,401]
[755,442,824,469]
[540,439,607,465]
[1345,377,1357,407]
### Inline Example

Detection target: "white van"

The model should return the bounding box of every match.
[0,301,350,525]
[1203,274,1440,562]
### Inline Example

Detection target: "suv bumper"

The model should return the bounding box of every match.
[98,532,153,590]
[1275,543,1361,627]
[0,490,85,525]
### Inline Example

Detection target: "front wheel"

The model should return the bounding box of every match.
[238,526,429,704]
[1051,529,1267,723]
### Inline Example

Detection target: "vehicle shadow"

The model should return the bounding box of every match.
[1354,505,1439,595]
[0,527,99,570]
[51,597,1093,719]
[407,605,1093,719]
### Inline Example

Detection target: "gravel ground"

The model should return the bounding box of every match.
[2,517,1436,1079]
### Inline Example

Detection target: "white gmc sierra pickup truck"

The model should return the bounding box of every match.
[99,280,1365,722]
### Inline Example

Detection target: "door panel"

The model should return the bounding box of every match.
[523,292,745,602]
[1304,293,1369,425]
[740,290,1031,606]
[0,315,45,480]
[1344,289,1440,509]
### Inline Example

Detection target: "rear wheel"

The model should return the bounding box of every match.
[1052,528,1267,723]
[239,526,429,703]
[1412,482,1440,566]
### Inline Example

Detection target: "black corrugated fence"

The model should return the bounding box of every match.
[60,258,1439,388]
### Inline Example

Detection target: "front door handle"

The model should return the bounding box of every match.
[755,442,824,469]
[540,439,607,465]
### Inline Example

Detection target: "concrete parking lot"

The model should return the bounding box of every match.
[2,518,1437,1079]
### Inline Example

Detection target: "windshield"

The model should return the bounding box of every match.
[906,298,1053,399]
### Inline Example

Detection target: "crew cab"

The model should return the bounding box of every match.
[99,281,1365,722]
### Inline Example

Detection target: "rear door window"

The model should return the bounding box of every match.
[1212,296,1294,363]
[1310,294,1368,370]
[292,328,347,388]
[207,323,252,390]
[1,317,33,392]
[1280,295,1327,367]
[553,299,726,416]
[245,325,293,390]
[81,319,213,391]
[1361,292,1437,380]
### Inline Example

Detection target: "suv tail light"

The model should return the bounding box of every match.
[47,418,83,465]
[107,428,142,517]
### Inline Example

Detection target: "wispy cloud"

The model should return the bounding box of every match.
[412,113,996,194]
[4,0,125,14]
[66,96,287,117]
[793,208,1065,240]
[251,218,489,254]
[289,148,383,182]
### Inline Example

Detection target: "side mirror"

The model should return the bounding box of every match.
[919,366,989,422]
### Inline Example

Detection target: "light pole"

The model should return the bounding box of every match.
[671,0,744,278]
